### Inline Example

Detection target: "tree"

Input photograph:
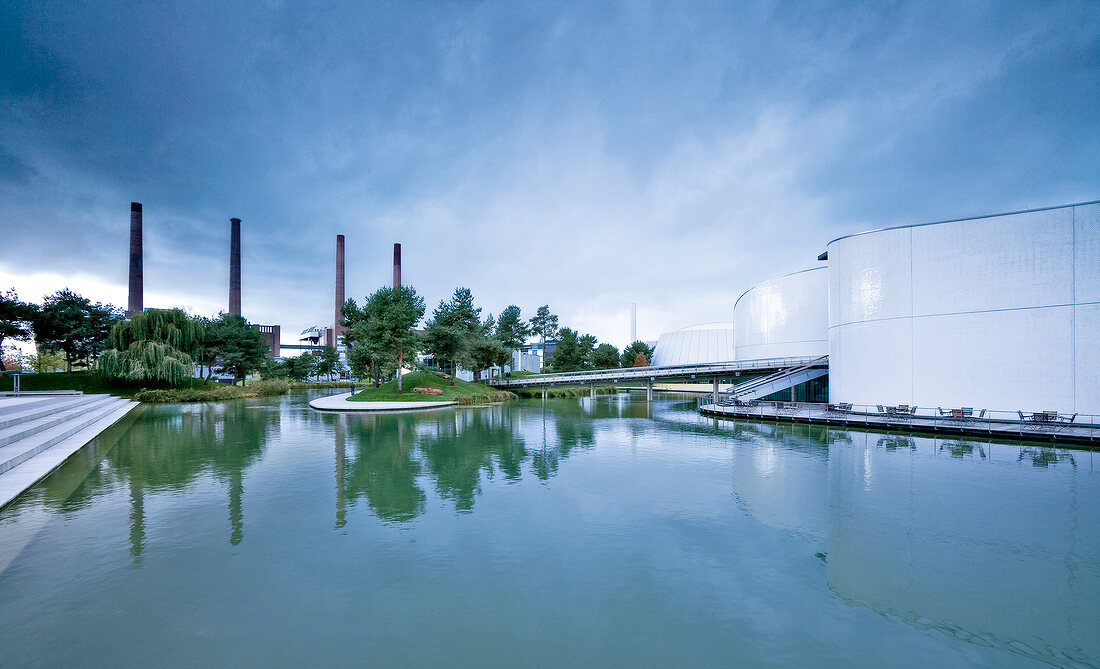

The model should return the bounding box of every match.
[620,340,655,368]
[315,345,340,381]
[207,313,271,383]
[0,289,35,372]
[548,328,596,372]
[590,343,620,370]
[344,285,425,392]
[96,308,202,386]
[423,287,481,385]
[285,352,315,381]
[529,305,558,372]
[460,315,512,382]
[28,349,66,373]
[494,304,529,371]
[32,289,121,372]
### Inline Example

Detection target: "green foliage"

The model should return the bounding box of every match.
[423,287,482,381]
[96,308,204,387]
[32,289,121,372]
[590,343,620,369]
[348,370,514,404]
[27,349,67,373]
[620,340,655,368]
[133,379,290,403]
[259,357,288,380]
[0,288,36,371]
[549,327,596,372]
[343,285,426,386]
[494,305,530,351]
[529,305,558,369]
[285,352,315,381]
[314,345,341,381]
[529,305,558,342]
[461,333,511,381]
[207,313,272,382]
[97,341,194,386]
[109,308,203,357]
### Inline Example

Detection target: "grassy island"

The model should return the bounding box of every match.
[348,370,515,405]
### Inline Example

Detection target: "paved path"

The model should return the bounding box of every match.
[309,392,457,412]
[699,402,1099,447]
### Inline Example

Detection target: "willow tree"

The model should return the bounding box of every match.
[96,308,202,387]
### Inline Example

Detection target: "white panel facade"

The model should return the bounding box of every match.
[650,324,736,367]
[827,201,1099,413]
[734,267,829,360]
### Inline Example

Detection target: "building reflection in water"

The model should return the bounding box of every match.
[725,422,1098,667]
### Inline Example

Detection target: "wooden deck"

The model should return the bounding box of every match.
[698,402,1099,447]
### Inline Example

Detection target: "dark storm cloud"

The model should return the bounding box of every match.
[1,1,1097,343]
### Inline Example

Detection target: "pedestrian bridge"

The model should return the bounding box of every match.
[488,355,829,401]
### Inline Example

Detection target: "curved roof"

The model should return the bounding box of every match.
[733,266,827,311]
[823,199,1099,249]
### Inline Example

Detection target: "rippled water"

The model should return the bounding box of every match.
[1,392,1097,668]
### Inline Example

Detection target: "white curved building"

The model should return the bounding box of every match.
[734,267,829,360]
[826,200,1099,413]
[650,322,736,366]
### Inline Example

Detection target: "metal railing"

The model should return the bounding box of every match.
[695,398,1100,442]
[491,355,827,388]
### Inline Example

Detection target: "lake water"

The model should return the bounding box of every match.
[1,392,1097,668]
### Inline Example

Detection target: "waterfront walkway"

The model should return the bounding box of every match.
[0,394,140,508]
[698,401,1099,446]
[309,392,457,412]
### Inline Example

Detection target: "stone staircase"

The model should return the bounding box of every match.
[0,394,140,508]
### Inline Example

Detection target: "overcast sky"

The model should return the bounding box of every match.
[2,1,1097,349]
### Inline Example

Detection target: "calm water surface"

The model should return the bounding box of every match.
[1,392,1097,668]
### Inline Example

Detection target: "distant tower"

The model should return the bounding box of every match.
[393,243,401,289]
[334,234,345,344]
[229,218,241,316]
[126,202,143,318]
[631,302,637,342]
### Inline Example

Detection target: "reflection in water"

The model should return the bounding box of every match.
[340,412,426,523]
[101,402,278,557]
[1,393,1096,668]
[1019,445,1076,469]
[724,423,1099,668]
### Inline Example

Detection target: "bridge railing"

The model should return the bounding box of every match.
[696,398,1100,442]
[493,355,826,387]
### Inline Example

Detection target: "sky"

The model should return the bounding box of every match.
[1,1,1097,350]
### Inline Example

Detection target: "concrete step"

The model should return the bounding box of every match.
[0,394,113,429]
[0,395,117,449]
[0,399,140,511]
[0,397,129,475]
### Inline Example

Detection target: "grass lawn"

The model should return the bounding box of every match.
[348,370,514,404]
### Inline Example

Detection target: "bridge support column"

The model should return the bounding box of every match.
[542,388,548,401]
[590,385,596,400]
[646,379,653,403]
[712,378,719,406]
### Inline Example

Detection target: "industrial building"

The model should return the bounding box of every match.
[651,200,1098,414]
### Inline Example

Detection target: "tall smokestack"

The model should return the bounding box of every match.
[392,243,401,289]
[335,235,345,343]
[127,202,143,318]
[229,218,241,316]
[631,303,637,342]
